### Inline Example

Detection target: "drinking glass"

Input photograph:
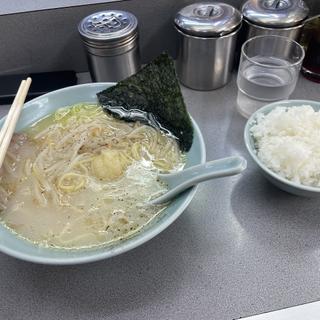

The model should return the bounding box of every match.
[236,35,305,118]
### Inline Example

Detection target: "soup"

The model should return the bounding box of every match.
[0,104,185,249]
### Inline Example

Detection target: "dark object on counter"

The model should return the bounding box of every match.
[78,10,140,82]
[301,16,320,83]
[174,2,242,91]
[0,71,77,105]
[241,0,309,41]
[97,53,193,152]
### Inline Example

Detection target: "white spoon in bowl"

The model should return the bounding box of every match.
[149,156,247,205]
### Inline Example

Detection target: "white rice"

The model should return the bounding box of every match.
[250,105,320,187]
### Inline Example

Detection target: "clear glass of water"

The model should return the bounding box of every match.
[237,35,305,118]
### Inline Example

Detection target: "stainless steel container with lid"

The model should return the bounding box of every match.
[174,2,242,91]
[78,10,140,82]
[242,0,309,40]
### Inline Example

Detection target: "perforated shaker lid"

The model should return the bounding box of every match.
[78,10,138,46]
[174,2,242,37]
[242,0,309,27]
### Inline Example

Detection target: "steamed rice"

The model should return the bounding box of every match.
[251,105,320,187]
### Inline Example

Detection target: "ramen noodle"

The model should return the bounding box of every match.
[0,104,185,249]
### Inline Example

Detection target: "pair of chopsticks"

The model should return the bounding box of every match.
[0,78,32,168]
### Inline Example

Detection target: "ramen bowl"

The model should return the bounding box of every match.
[0,83,206,265]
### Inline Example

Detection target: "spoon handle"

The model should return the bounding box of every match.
[150,156,247,205]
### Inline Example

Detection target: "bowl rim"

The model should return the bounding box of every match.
[244,99,320,193]
[0,82,206,265]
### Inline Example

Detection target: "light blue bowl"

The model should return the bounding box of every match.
[244,99,320,197]
[0,83,206,265]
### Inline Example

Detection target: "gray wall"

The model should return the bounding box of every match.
[0,0,319,75]
[0,0,120,15]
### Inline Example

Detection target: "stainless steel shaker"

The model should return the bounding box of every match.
[174,2,242,91]
[242,0,309,41]
[78,10,140,82]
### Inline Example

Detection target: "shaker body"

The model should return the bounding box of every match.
[244,19,303,42]
[176,27,239,90]
[86,45,140,82]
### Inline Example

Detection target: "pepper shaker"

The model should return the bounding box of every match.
[174,2,242,90]
[241,0,309,41]
[78,10,141,82]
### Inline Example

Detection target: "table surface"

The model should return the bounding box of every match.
[0,74,320,320]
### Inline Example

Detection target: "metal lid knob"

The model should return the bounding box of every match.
[174,2,242,37]
[242,0,309,27]
[78,10,138,46]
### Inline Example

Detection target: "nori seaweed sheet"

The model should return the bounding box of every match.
[97,53,193,152]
